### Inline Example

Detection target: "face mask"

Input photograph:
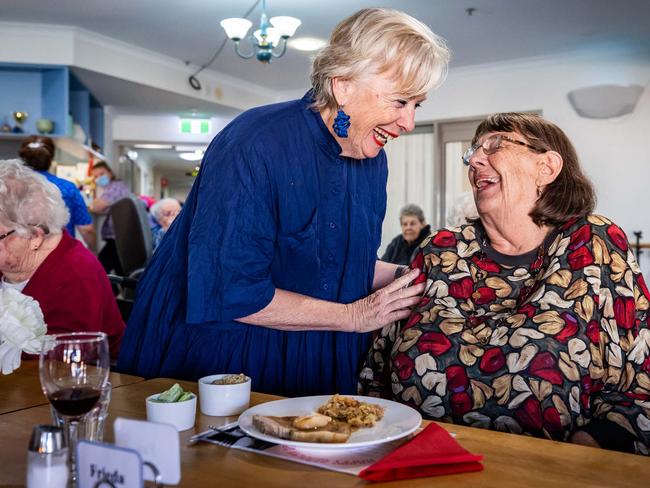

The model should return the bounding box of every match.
[95,175,110,187]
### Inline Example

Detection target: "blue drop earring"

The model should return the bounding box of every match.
[332,107,351,138]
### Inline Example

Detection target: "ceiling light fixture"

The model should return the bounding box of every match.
[179,150,204,162]
[220,0,301,63]
[287,37,327,52]
[133,144,174,150]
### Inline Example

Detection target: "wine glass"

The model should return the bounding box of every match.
[39,332,110,487]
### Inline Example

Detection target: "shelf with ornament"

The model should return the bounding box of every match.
[0,64,104,153]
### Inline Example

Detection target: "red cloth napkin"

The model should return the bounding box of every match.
[358,422,483,482]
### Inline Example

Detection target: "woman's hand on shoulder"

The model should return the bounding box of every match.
[346,268,425,333]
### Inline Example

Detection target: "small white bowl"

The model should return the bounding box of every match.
[198,374,251,416]
[145,393,197,431]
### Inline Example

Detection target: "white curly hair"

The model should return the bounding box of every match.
[0,159,69,237]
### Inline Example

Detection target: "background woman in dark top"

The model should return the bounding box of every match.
[382,203,431,265]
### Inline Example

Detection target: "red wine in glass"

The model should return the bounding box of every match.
[39,332,110,487]
[48,387,101,417]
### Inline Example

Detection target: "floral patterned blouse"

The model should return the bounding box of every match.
[359,215,650,455]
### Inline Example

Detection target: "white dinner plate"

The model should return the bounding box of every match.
[238,395,421,450]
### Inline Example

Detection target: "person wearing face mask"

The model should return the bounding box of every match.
[360,112,650,456]
[118,8,450,397]
[381,204,431,266]
[89,162,131,274]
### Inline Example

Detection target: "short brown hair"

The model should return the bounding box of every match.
[91,161,115,178]
[18,135,55,172]
[473,113,595,226]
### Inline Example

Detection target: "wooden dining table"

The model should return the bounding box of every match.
[1,374,648,487]
[0,359,144,415]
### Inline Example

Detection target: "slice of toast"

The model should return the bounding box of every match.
[252,415,351,443]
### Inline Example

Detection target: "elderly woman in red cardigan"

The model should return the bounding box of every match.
[0,159,124,363]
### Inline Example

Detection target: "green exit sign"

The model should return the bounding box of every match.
[179,119,211,134]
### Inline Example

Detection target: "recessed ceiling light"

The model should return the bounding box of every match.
[287,37,327,52]
[133,144,174,150]
[179,150,204,161]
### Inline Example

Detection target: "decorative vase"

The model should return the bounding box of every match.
[36,118,54,135]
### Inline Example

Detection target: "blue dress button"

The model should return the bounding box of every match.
[329,222,336,229]
[322,283,329,290]
[327,253,334,261]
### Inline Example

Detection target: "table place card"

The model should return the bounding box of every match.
[114,417,181,485]
[76,441,143,488]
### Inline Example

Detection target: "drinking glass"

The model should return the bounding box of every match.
[39,332,110,487]
[50,381,112,442]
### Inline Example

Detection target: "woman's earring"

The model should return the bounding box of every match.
[332,107,351,138]
[536,185,542,197]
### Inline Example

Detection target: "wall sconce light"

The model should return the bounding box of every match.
[567,84,645,119]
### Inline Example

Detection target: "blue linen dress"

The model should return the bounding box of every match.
[38,171,92,236]
[117,92,388,396]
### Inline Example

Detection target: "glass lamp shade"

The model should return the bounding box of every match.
[220,18,253,40]
[254,27,281,47]
[567,84,645,119]
[270,16,301,38]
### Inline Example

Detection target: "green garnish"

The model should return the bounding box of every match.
[154,383,193,402]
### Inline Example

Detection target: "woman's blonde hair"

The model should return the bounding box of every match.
[311,8,450,112]
[0,159,69,237]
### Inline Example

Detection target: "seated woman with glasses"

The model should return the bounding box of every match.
[360,112,650,455]
[0,159,125,365]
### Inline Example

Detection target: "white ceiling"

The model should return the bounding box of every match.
[5,1,650,174]
[4,0,650,99]
[134,147,205,170]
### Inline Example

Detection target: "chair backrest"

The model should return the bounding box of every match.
[110,196,153,276]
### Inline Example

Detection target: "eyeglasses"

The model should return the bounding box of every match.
[0,229,15,241]
[462,134,545,166]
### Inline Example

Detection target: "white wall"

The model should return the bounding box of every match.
[112,114,229,144]
[131,152,154,196]
[417,47,650,277]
